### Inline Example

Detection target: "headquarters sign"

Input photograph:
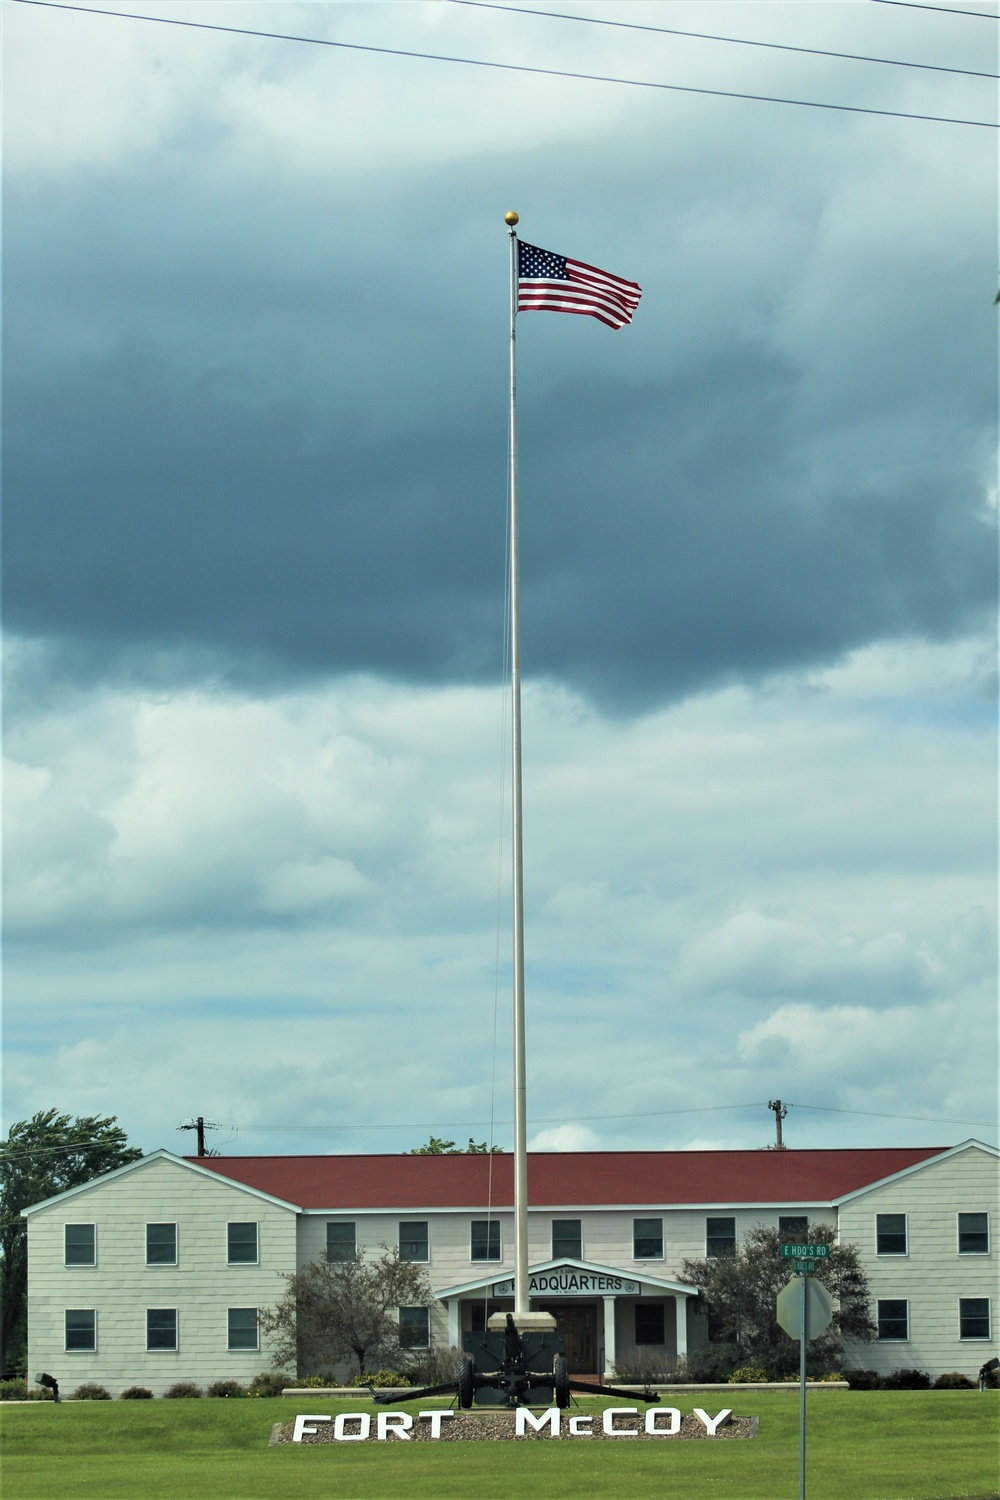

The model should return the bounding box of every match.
[492,1270,641,1297]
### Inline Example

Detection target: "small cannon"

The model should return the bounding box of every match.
[372,1312,658,1409]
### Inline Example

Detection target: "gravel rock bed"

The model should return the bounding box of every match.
[271,1411,758,1443]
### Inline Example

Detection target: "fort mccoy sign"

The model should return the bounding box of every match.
[289,1406,738,1442]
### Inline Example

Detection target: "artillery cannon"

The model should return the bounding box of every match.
[372,1312,658,1409]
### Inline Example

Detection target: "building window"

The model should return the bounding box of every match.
[958,1213,990,1255]
[228,1307,259,1351]
[399,1221,429,1262]
[146,1223,177,1265]
[227,1223,258,1265]
[877,1300,908,1341]
[633,1219,663,1259]
[326,1221,356,1262]
[876,1214,907,1256]
[778,1216,808,1238]
[65,1309,96,1352]
[552,1219,582,1260]
[959,1298,991,1340]
[399,1306,429,1348]
[635,1303,666,1345]
[147,1308,178,1351]
[471,1220,501,1261]
[706,1217,736,1257]
[64,1224,96,1266]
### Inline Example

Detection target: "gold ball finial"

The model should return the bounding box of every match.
[504,211,519,226]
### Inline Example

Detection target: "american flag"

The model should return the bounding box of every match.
[517,241,642,330]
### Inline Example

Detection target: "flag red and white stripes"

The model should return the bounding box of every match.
[517,241,642,330]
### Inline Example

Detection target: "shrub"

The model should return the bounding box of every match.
[0,1379,48,1401]
[206,1379,246,1398]
[295,1374,333,1388]
[728,1366,768,1384]
[884,1367,931,1390]
[678,1343,743,1383]
[611,1348,675,1382]
[933,1371,975,1389]
[347,1369,409,1388]
[403,1347,462,1386]
[843,1369,883,1390]
[246,1372,290,1398]
[120,1386,154,1400]
[163,1382,203,1399]
[819,1371,845,1382]
[72,1383,111,1400]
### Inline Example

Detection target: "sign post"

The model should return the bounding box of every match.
[776,1247,833,1500]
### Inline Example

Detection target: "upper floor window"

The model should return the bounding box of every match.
[399,1306,429,1348]
[633,1218,663,1259]
[877,1299,908,1341]
[958,1213,989,1255]
[65,1224,95,1266]
[146,1223,177,1266]
[471,1220,501,1261]
[227,1222,258,1265]
[228,1307,259,1351]
[146,1308,178,1351]
[399,1221,429,1262]
[959,1298,990,1340]
[552,1219,582,1260]
[635,1303,666,1345]
[778,1216,808,1238]
[876,1214,907,1256]
[327,1221,356,1262]
[65,1309,96,1351]
[706,1217,736,1257]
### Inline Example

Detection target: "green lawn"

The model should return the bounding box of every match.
[2,1391,997,1500]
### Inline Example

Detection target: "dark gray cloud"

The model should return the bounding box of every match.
[5,121,995,708]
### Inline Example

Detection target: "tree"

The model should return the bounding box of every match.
[407,1137,504,1154]
[1,1109,143,1376]
[259,1246,433,1378]
[679,1223,876,1378]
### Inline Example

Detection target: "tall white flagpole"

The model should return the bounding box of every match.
[505,209,530,1317]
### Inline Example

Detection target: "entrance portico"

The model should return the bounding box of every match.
[436,1258,699,1378]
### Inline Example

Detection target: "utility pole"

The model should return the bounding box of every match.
[768,1099,788,1150]
[178,1117,219,1157]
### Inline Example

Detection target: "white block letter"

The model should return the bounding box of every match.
[646,1407,681,1436]
[694,1407,731,1436]
[419,1409,455,1439]
[603,1406,638,1436]
[568,1414,593,1436]
[292,1414,331,1443]
[516,1406,560,1437]
[334,1412,371,1442]
[377,1411,413,1441]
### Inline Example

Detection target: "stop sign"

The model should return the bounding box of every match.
[777,1277,833,1339]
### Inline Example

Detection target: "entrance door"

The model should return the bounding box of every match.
[540,1303,598,1373]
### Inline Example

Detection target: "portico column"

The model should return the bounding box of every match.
[674,1294,688,1360]
[447,1299,460,1349]
[602,1296,616,1378]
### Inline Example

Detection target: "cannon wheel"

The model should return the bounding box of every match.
[458,1355,475,1409]
[553,1355,569,1409]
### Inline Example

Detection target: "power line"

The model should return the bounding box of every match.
[870,0,999,17]
[447,0,998,80]
[11,0,997,130]
[788,1102,996,1127]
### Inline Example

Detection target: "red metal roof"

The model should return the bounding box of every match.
[191,1146,944,1209]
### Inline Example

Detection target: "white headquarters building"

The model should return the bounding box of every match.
[23,1140,997,1395]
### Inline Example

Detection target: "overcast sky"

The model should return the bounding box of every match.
[4,0,997,1163]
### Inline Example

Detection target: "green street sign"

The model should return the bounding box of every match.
[781,1243,830,1259]
[796,1260,817,1274]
